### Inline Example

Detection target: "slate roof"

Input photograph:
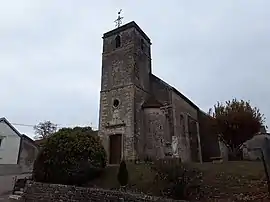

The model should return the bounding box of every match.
[150,74,199,110]
[142,96,163,109]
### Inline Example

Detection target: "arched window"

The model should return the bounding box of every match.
[115,35,121,48]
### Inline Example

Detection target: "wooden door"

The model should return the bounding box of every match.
[109,134,122,164]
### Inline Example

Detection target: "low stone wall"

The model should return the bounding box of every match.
[0,173,32,195]
[23,181,186,202]
[0,164,22,176]
[0,164,32,195]
[0,164,33,176]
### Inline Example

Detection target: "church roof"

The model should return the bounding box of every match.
[142,96,163,109]
[103,21,151,44]
[150,74,199,110]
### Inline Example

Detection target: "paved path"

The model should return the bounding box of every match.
[0,194,9,202]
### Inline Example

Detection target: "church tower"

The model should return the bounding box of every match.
[98,21,152,164]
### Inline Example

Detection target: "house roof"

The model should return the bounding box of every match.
[0,117,22,138]
[0,117,35,141]
[21,134,35,144]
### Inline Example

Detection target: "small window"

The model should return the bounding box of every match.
[140,39,145,50]
[0,138,3,148]
[115,35,121,48]
[113,99,120,108]
[180,114,184,124]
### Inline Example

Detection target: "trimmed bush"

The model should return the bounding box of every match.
[117,160,129,186]
[33,127,107,186]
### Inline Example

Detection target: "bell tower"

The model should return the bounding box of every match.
[98,21,152,164]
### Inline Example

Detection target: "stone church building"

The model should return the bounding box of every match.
[98,21,220,164]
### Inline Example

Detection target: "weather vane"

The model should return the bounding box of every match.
[114,9,123,28]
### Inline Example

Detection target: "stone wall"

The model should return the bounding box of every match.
[134,88,150,159]
[149,75,174,140]
[198,111,220,162]
[171,90,199,162]
[242,134,270,161]
[22,181,186,202]
[219,140,229,161]
[18,136,39,173]
[149,74,171,105]
[0,173,31,195]
[99,85,136,162]
[143,108,167,159]
[99,22,152,162]
[98,21,220,164]
[0,164,22,176]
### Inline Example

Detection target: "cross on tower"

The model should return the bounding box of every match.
[114,9,123,28]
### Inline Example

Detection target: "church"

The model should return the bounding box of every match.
[98,21,220,164]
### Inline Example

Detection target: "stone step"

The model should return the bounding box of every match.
[8,195,22,201]
[14,191,23,195]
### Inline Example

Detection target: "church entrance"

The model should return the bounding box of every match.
[109,134,122,164]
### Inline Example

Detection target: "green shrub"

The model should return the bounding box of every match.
[117,160,129,186]
[33,127,107,186]
[152,160,202,200]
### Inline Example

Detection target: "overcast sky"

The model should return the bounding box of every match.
[1,0,269,138]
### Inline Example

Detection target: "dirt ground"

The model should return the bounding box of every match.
[190,161,270,201]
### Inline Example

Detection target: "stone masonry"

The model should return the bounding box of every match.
[22,181,187,202]
[98,21,218,164]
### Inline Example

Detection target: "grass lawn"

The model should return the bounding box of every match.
[89,161,270,201]
[191,161,269,201]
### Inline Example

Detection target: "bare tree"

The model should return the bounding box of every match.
[34,121,58,140]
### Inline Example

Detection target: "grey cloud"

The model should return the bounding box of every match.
[1,0,269,137]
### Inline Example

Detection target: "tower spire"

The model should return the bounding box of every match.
[114,9,123,28]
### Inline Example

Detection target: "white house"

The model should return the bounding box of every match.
[0,118,22,164]
[0,117,39,195]
[0,117,38,169]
